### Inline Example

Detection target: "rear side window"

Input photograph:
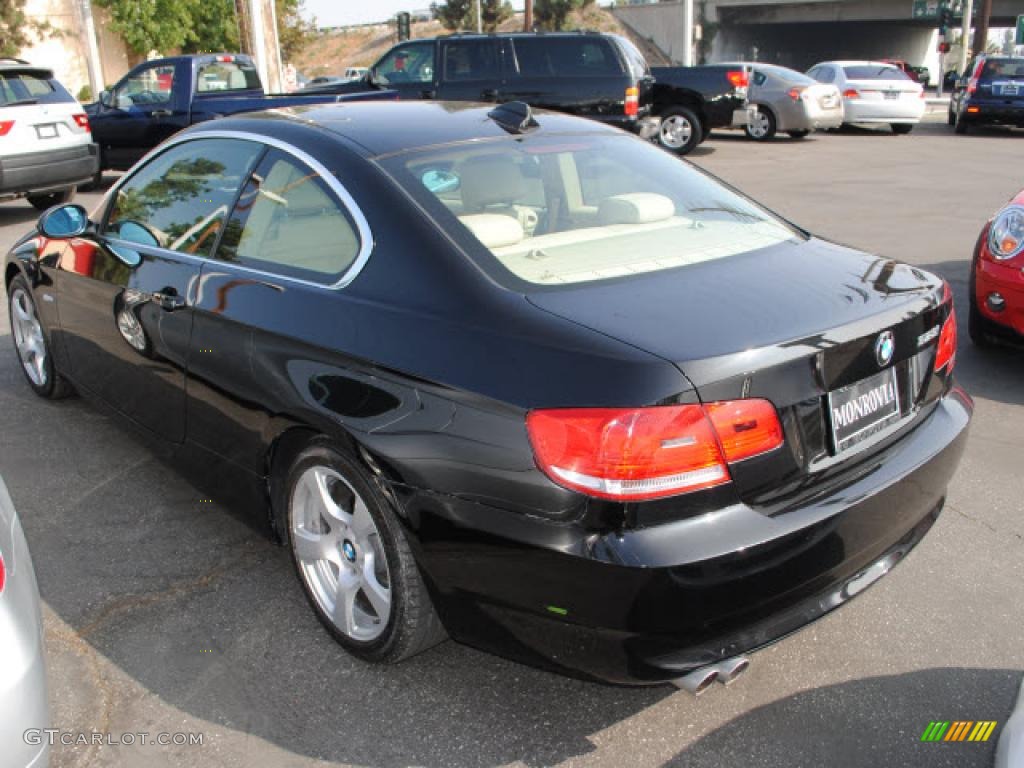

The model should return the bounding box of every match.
[843,65,910,81]
[215,149,361,284]
[105,138,264,258]
[615,37,650,79]
[196,60,261,92]
[0,71,73,105]
[512,38,623,78]
[443,40,500,81]
[981,59,1024,79]
[808,66,836,84]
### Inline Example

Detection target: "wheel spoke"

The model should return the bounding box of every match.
[293,527,327,564]
[334,570,360,636]
[12,296,31,324]
[361,553,391,619]
[351,497,375,541]
[310,468,352,527]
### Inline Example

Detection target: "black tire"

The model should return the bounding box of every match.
[283,439,446,663]
[27,187,75,211]
[744,106,777,141]
[947,107,956,126]
[891,123,913,135]
[954,114,969,134]
[787,130,810,139]
[657,106,703,155]
[6,275,74,399]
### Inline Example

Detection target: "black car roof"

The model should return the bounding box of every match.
[205,101,622,157]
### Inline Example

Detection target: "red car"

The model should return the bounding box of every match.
[971,189,1024,345]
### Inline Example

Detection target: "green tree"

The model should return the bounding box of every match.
[0,0,57,57]
[182,0,240,54]
[276,0,315,62]
[469,0,514,32]
[534,0,581,31]
[431,0,472,31]
[94,0,199,56]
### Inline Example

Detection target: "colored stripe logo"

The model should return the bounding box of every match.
[921,721,998,742]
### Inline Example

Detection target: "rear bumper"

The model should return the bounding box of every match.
[409,388,971,684]
[960,101,1024,126]
[843,99,925,123]
[0,143,98,197]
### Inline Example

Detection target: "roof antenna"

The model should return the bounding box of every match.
[487,101,539,134]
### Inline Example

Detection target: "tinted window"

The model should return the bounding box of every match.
[809,66,836,84]
[0,71,73,105]
[443,40,500,81]
[375,42,435,84]
[215,150,360,284]
[512,38,622,78]
[382,135,800,288]
[981,58,1024,80]
[105,139,263,257]
[196,60,261,92]
[114,64,176,108]
[752,71,767,86]
[843,65,910,81]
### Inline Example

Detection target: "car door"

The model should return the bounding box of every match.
[94,60,189,170]
[56,136,264,442]
[371,41,438,100]
[184,144,370,474]
[436,38,504,102]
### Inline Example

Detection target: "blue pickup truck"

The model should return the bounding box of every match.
[85,53,391,180]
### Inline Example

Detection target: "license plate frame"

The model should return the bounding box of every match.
[1001,84,1019,96]
[827,367,901,455]
[884,91,899,101]
[35,123,58,139]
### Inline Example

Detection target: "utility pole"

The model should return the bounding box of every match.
[524,0,533,32]
[958,0,974,73]
[77,0,103,97]
[476,0,482,33]
[682,0,694,66]
[974,0,993,61]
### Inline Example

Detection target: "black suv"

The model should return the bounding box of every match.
[322,32,657,137]
[950,54,1024,134]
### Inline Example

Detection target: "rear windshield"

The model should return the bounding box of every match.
[196,60,261,92]
[980,59,1024,80]
[842,65,910,81]
[0,70,73,106]
[511,38,624,78]
[379,134,802,288]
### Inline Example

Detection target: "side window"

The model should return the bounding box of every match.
[374,42,435,84]
[215,149,361,284]
[105,138,264,257]
[442,40,500,82]
[818,67,836,84]
[511,38,622,78]
[113,64,176,108]
[752,70,767,86]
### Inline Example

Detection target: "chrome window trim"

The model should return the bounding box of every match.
[101,129,375,291]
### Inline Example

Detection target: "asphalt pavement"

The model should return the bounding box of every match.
[0,115,1021,768]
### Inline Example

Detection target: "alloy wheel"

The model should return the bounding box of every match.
[10,288,47,387]
[748,110,772,139]
[660,115,693,149]
[290,465,391,642]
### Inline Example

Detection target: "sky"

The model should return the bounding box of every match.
[302,0,526,28]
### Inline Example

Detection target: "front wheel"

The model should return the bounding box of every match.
[744,107,776,141]
[947,107,956,126]
[657,107,702,155]
[7,275,73,399]
[787,130,810,139]
[284,440,446,663]
[954,114,969,134]
[27,187,74,211]
[891,123,913,135]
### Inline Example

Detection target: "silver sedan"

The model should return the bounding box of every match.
[0,475,49,768]
[723,63,844,141]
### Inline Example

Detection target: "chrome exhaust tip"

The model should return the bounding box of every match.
[671,667,719,695]
[712,655,750,686]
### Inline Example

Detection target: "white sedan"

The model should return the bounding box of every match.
[807,60,926,134]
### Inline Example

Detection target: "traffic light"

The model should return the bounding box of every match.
[397,12,411,42]
[939,6,954,32]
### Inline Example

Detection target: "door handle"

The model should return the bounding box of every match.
[151,291,185,311]
[151,109,173,118]
[481,88,499,101]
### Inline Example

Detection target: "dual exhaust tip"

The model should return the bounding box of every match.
[672,655,750,695]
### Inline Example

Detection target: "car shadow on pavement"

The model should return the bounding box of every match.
[0,202,45,228]
[668,667,1021,768]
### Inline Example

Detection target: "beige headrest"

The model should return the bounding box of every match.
[598,193,675,224]
[459,155,526,211]
[458,214,524,249]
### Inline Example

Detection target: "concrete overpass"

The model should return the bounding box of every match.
[613,0,1022,80]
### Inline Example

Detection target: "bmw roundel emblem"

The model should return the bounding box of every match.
[875,331,895,368]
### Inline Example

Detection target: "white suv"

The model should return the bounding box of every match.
[0,60,98,210]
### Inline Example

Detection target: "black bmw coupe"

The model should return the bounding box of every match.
[4,101,970,689]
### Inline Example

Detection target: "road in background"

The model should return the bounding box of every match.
[0,119,1022,768]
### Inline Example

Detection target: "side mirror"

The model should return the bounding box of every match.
[38,204,90,239]
[99,89,112,107]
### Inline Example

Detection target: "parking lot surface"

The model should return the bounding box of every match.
[1,117,1022,768]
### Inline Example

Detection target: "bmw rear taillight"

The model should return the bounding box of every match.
[526,400,783,501]
[726,70,748,90]
[0,120,14,136]
[72,113,90,131]
[934,283,957,372]
[624,86,639,117]
[843,89,859,99]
